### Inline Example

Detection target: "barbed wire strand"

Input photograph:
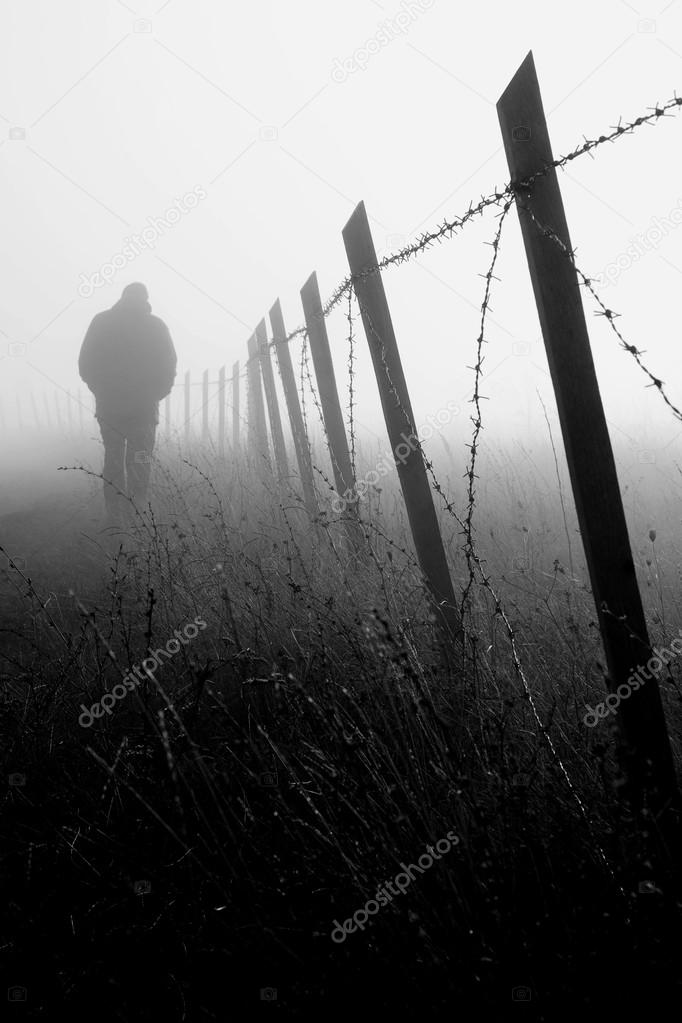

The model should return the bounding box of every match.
[515,197,682,423]
[243,93,682,362]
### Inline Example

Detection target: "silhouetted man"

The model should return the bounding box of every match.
[79,283,177,522]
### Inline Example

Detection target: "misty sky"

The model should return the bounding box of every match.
[1,0,682,467]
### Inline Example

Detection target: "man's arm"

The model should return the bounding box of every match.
[78,314,104,392]
[152,322,177,401]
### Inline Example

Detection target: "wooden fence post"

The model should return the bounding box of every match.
[300,272,356,508]
[53,392,62,431]
[232,361,240,455]
[218,365,226,457]
[256,318,289,481]
[184,370,191,445]
[202,369,209,445]
[497,51,679,819]
[342,202,462,646]
[30,392,40,431]
[269,299,317,514]
[247,334,270,466]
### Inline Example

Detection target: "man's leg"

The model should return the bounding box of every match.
[98,420,126,520]
[126,420,157,507]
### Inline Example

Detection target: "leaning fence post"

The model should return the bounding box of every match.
[300,272,357,507]
[184,370,191,445]
[497,50,679,820]
[218,365,226,457]
[256,318,289,482]
[202,369,209,445]
[269,299,317,514]
[65,391,73,434]
[232,361,240,455]
[247,333,270,466]
[343,202,462,646]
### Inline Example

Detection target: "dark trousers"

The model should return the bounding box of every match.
[99,418,157,514]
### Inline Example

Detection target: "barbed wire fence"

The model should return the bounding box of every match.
[224,85,682,864]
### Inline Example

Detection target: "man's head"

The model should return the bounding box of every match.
[119,283,150,309]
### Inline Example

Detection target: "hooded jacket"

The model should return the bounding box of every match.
[78,293,177,425]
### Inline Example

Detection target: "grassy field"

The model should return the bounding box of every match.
[1,435,681,1019]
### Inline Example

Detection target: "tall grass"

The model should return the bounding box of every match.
[1,438,681,1018]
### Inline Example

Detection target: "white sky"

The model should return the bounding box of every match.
[1,0,682,467]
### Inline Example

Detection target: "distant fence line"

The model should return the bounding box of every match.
[3,366,250,450]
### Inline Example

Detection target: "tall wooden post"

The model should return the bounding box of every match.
[184,370,191,445]
[164,393,171,439]
[300,272,356,506]
[202,369,209,445]
[247,334,270,466]
[343,202,462,646]
[498,51,679,819]
[232,361,240,455]
[218,365,226,457]
[256,318,289,481]
[269,299,317,514]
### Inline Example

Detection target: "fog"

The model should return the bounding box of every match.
[2,0,682,501]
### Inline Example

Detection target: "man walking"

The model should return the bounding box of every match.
[79,283,177,522]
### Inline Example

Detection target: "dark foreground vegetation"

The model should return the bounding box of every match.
[1,445,681,1019]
